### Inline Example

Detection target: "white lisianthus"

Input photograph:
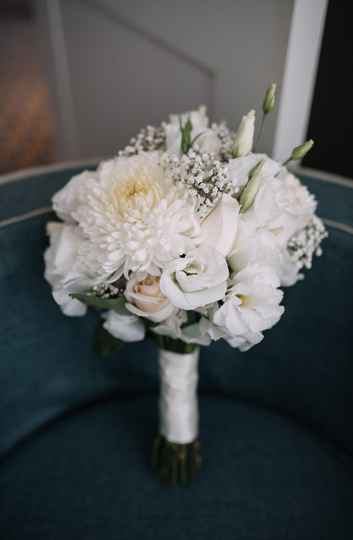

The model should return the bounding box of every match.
[165,106,210,156]
[72,152,201,277]
[211,264,284,351]
[103,309,145,342]
[232,110,256,158]
[125,273,175,323]
[44,222,91,316]
[160,245,229,310]
[152,311,211,346]
[201,194,240,257]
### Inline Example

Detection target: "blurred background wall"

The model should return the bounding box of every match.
[1,0,340,178]
[0,0,54,174]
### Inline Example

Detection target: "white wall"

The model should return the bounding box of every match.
[38,0,294,161]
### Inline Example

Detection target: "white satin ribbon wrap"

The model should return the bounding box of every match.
[159,348,199,444]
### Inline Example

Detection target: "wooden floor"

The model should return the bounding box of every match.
[0,11,54,175]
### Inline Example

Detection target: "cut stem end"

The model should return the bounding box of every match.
[152,434,202,486]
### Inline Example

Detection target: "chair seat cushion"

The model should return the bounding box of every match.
[1,395,352,540]
[1,212,353,458]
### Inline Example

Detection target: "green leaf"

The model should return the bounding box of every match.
[148,330,197,353]
[94,323,123,357]
[180,117,193,154]
[181,310,201,328]
[70,292,125,311]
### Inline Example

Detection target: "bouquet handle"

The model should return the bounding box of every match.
[152,346,202,485]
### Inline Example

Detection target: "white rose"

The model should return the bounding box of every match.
[160,245,229,310]
[44,222,90,316]
[274,171,317,234]
[232,110,256,157]
[229,219,300,287]
[247,171,316,247]
[52,170,97,223]
[103,309,145,342]
[211,264,284,351]
[201,194,240,257]
[165,106,209,157]
[125,273,175,323]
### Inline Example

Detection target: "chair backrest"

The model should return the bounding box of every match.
[1,163,352,459]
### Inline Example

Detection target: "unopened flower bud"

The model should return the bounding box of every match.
[239,159,265,213]
[232,110,255,158]
[291,139,314,161]
[262,83,276,114]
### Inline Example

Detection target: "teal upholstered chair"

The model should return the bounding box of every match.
[1,163,352,539]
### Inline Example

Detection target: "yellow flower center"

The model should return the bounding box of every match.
[111,175,162,217]
[237,293,251,307]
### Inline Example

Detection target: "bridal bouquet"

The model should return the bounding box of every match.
[44,84,327,484]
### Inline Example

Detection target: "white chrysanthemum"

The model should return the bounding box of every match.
[210,264,284,351]
[71,152,201,277]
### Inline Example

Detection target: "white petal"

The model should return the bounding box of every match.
[103,310,145,342]
[201,194,239,257]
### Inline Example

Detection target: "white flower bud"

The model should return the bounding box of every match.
[232,110,256,158]
[262,83,276,114]
[291,139,314,161]
[239,159,265,213]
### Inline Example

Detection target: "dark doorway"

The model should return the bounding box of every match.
[303,1,353,180]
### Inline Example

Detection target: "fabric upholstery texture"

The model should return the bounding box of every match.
[0,164,352,538]
[1,397,353,540]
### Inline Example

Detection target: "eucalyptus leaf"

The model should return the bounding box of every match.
[148,331,197,353]
[71,292,125,311]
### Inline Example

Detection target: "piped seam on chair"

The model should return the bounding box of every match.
[292,165,353,189]
[323,218,353,236]
[0,158,101,186]
[0,206,52,229]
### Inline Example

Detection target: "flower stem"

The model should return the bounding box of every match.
[152,434,202,486]
[255,112,266,148]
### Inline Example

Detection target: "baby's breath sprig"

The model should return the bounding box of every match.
[92,276,127,299]
[211,122,236,162]
[119,125,166,157]
[162,149,235,220]
[287,216,328,271]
